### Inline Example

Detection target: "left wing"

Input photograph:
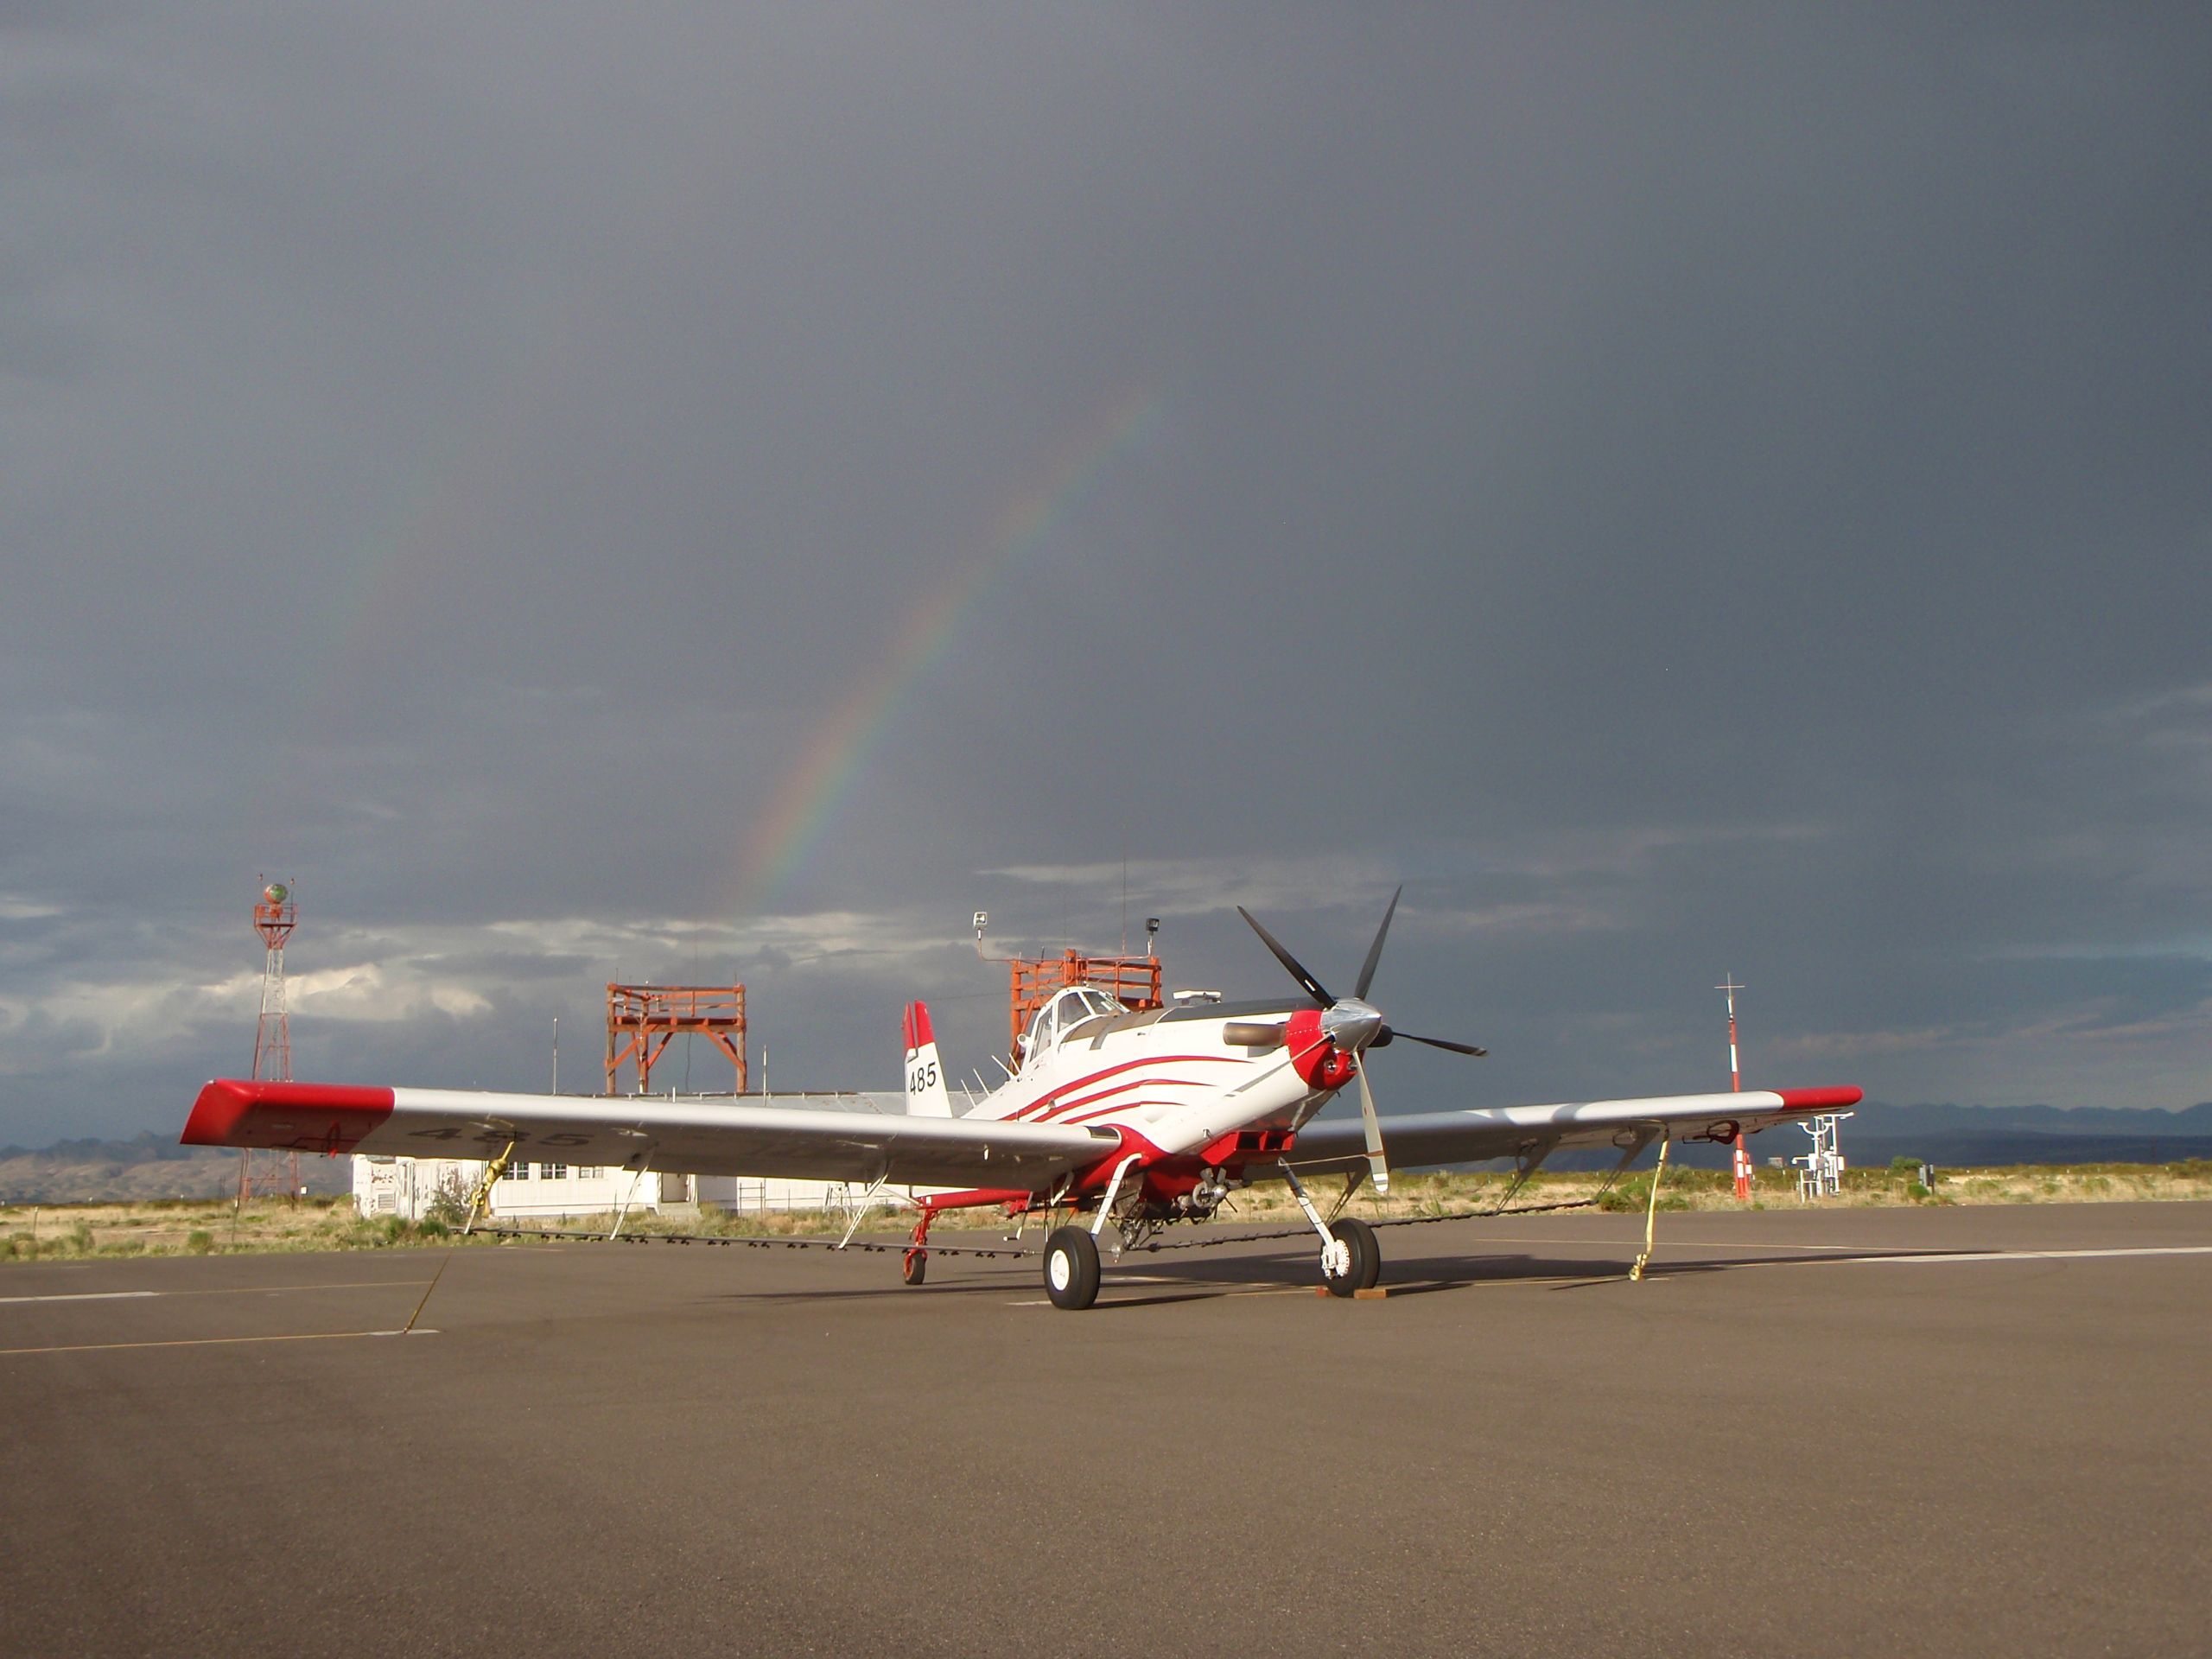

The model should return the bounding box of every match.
[1280,1086,1862,1176]
[181,1079,1116,1189]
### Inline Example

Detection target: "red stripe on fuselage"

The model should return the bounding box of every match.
[181,1079,397,1153]
[1059,1098,1191,1128]
[1000,1053,1237,1122]
[1034,1078,1221,1122]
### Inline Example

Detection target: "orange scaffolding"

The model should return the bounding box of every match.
[605,983,747,1095]
[1007,950,1164,1061]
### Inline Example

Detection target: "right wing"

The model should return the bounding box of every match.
[181,1079,1116,1190]
[1280,1087,1863,1176]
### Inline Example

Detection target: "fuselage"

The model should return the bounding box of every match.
[957,992,1340,1206]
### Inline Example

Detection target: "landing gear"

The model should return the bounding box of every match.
[901,1208,933,1288]
[1324,1216,1382,1296]
[1043,1225,1101,1311]
[1281,1162,1384,1297]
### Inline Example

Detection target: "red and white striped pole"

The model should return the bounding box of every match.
[1719,976,1751,1200]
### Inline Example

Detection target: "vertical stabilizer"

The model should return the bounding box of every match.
[902,1001,953,1116]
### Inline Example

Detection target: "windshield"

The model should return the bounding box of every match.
[1022,985,1128,1063]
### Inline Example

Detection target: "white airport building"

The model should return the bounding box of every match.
[352,1154,854,1223]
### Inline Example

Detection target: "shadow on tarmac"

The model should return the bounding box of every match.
[611,1233,1955,1311]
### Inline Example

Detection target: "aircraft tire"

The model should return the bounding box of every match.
[900,1249,926,1287]
[1043,1226,1101,1311]
[1325,1217,1380,1296]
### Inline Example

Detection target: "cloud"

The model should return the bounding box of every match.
[4,8,2211,1137]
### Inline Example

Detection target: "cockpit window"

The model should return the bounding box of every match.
[1022,985,1128,1063]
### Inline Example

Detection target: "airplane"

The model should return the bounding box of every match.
[181,890,1861,1309]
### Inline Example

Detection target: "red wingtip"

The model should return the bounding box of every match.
[1774,1086,1864,1113]
[904,1001,934,1052]
[181,1079,396,1150]
[181,1078,256,1146]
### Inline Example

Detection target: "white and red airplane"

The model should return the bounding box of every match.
[182,892,1859,1309]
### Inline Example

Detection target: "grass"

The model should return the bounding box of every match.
[4,1160,2209,1263]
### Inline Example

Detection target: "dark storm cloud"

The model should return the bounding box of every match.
[3,5,2209,1142]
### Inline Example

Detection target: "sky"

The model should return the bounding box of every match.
[3,4,2209,1147]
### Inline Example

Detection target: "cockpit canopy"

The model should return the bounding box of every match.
[1020,984,1127,1065]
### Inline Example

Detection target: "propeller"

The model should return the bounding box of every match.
[1236,886,1486,1197]
[1357,1063,1389,1197]
[1384,1030,1488,1056]
[1234,906,1332,1007]
[1354,885,1398,1001]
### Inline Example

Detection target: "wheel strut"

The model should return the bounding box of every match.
[1279,1162,1354,1284]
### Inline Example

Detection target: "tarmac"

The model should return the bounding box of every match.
[3,1202,2207,1657]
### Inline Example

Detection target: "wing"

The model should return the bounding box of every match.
[1280,1087,1863,1175]
[181,1079,1115,1190]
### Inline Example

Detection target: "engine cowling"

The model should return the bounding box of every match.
[1284,1007,1357,1090]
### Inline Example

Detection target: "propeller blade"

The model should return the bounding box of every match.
[1357,1062,1390,1197]
[1236,906,1333,1006]
[1353,885,1402,1001]
[1395,1030,1488,1057]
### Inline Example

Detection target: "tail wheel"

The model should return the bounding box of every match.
[1043,1226,1101,1311]
[900,1249,927,1287]
[1325,1216,1381,1296]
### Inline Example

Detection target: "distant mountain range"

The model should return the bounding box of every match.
[3,1103,2209,1204]
[1568,1100,2212,1173]
[1810,1101,2212,1171]
[0,1133,353,1205]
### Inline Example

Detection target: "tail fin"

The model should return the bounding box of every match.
[902,1001,953,1116]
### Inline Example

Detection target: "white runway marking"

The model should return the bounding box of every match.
[0,1290,162,1305]
[0,1328,435,1357]
[0,1280,430,1305]
[1819,1244,2212,1266]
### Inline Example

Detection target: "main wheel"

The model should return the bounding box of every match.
[1324,1217,1381,1297]
[1043,1226,1101,1311]
[900,1249,927,1287]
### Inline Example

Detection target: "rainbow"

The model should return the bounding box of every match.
[725,388,1161,918]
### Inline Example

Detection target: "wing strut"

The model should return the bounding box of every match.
[461,1141,517,1236]
[1628,1136,1672,1283]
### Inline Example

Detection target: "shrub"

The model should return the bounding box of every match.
[423,1187,472,1229]
[186,1230,215,1255]
[1597,1176,1690,1214]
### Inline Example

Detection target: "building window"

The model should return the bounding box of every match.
[543,1162,567,1179]
[575,1166,600,1179]
[508,1162,532,1181]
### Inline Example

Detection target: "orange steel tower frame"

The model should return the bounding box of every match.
[605,983,747,1095]
[238,880,301,1204]
[1007,950,1164,1062]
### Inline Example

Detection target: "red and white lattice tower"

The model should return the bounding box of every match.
[1718,975,1751,1201]
[238,880,301,1204]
